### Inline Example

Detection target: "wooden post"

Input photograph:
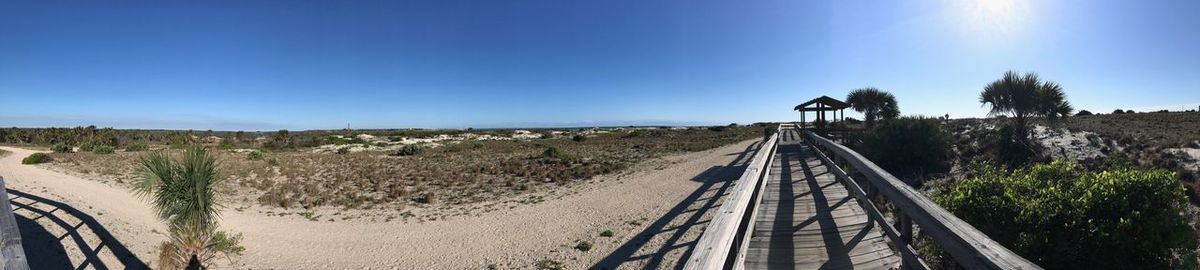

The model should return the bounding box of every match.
[801,111,805,129]
[900,212,914,270]
[820,104,826,125]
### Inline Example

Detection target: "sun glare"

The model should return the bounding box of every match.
[951,0,1033,38]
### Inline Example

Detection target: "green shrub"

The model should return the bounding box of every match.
[92,145,115,154]
[79,141,97,152]
[51,144,72,153]
[333,136,366,146]
[599,230,614,237]
[762,126,776,140]
[542,147,581,163]
[987,123,1041,168]
[210,231,246,256]
[572,134,587,142]
[392,144,423,156]
[22,153,51,164]
[263,129,294,149]
[623,129,642,138]
[336,147,350,155]
[266,158,279,167]
[124,143,149,152]
[856,117,952,183]
[535,259,564,270]
[811,119,828,129]
[707,125,728,132]
[574,240,593,252]
[936,161,1197,269]
[1076,110,1093,116]
[217,141,236,150]
[247,151,264,161]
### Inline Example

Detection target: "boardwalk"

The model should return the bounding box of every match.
[743,128,900,269]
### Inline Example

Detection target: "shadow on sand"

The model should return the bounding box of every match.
[592,140,765,269]
[7,188,150,270]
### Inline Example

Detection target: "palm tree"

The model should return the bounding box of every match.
[979,71,1073,135]
[846,87,900,128]
[135,146,235,269]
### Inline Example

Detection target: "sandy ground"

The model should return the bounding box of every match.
[1033,125,1107,160]
[0,138,763,269]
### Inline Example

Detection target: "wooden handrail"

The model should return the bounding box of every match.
[803,129,1040,270]
[684,125,780,270]
[0,177,30,270]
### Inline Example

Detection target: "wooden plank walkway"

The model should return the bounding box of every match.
[743,128,900,270]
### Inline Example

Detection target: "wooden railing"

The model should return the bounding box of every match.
[684,125,780,270]
[0,177,30,270]
[803,129,1040,270]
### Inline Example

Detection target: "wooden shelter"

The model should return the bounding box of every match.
[794,95,849,129]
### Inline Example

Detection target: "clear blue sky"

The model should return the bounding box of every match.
[2,0,1198,130]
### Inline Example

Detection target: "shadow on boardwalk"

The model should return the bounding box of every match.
[592,140,765,270]
[8,188,150,270]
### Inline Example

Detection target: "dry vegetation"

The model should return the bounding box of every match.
[41,125,765,216]
[1051,111,1200,147]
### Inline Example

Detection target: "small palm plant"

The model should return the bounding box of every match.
[979,71,1073,135]
[979,71,1073,166]
[135,146,242,269]
[846,87,900,128]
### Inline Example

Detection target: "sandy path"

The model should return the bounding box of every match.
[0,139,762,269]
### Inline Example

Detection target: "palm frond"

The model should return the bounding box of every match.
[138,146,231,269]
[847,87,900,127]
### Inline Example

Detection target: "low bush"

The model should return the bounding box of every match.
[336,147,350,155]
[572,134,587,142]
[92,145,115,154]
[333,136,366,145]
[393,144,423,156]
[536,259,564,270]
[22,153,51,164]
[574,240,593,252]
[542,147,581,163]
[856,117,952,184]
[762,125,776,140]
[985,123,1042,168]
[599,230,614,237]
[51,144,72,153]
[812,119,829,129]
[210,231,246,256]
[936,161,1197,269]
[124,143,149,152]
[79,141,97,152]
[1076,110,1093,116]
[247,151,264,161]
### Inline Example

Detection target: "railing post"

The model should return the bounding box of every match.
[899,211,914,270]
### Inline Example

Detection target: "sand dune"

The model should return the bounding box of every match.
[0,138,761,269]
